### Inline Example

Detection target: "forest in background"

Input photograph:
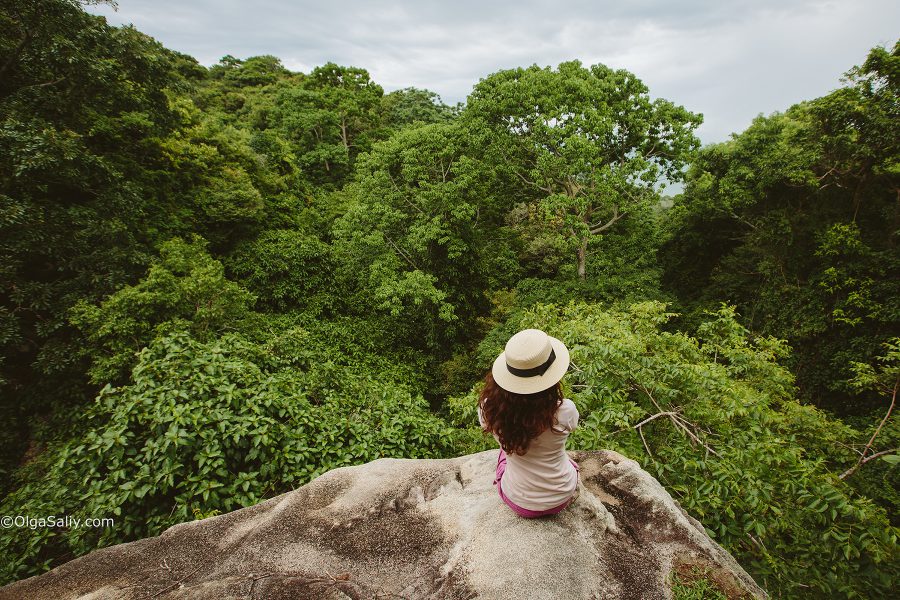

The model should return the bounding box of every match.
[1,1,898,597]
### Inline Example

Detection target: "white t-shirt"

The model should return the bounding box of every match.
[478,398,580,511]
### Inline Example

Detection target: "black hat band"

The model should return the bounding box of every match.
[506,348,556,378]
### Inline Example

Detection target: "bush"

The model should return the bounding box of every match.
[223,228,335,313]
[68,234,257,385]
[0,328,458,584]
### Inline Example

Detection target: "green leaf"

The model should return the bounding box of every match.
[879,454,900,465]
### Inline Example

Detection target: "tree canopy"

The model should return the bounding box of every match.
[465,60,702,278]
[660,40,900,415]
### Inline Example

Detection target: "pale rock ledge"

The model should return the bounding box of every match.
[0,450,767,599]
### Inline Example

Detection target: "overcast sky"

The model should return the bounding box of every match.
[87,0,898,146]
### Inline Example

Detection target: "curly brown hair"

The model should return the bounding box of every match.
[478,371,563,455]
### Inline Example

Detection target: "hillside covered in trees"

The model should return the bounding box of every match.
[1,1,898,597]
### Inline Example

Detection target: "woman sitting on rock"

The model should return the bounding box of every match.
[478,328,580,517]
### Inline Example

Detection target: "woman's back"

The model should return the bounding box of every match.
[479,327,579,517]
[480,398,579,511]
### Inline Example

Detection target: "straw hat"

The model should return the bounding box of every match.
[492,329,570,394]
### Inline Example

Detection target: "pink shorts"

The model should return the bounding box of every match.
[493,449,580,518]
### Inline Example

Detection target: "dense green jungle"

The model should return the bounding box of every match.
[1,1,898,597]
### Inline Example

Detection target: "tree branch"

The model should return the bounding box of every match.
[441,158,454,183]
[840,448,899,480]
[839,376,898,480]
[564,176,583,197]
[633,411,679,429]
[638,425,653,458]
[387,173,426,216]
[633,411,681,459]
[143,565,203,598]
[728,210,758,231]
[382,234,419,270]
[589,206,624,234]
[629,381,721,457]
[670,413,722,457]
[512,169,553,193]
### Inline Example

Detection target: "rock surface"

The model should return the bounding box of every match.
[0,450,766,599]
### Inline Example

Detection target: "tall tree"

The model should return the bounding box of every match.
[464,60,701,278]
[380,87,458,131]
[269,63,384,187]
[331,122,508,353]
[0,0,183,469]
[660,40,900,414]
[0,0,280,480]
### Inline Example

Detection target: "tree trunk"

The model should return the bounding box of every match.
[577,237,588,279]
[340,119,350,150]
